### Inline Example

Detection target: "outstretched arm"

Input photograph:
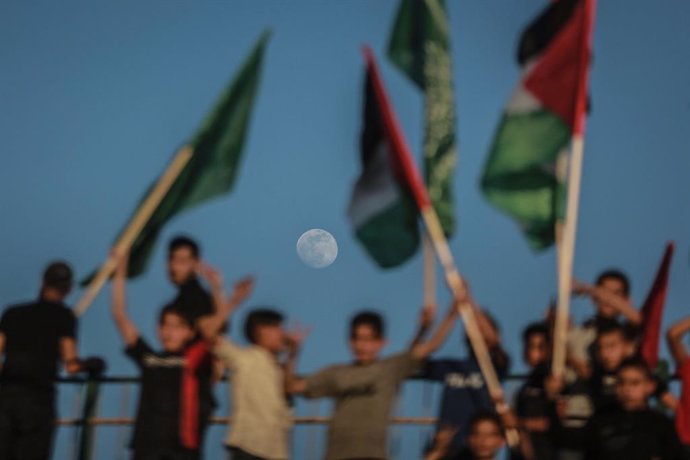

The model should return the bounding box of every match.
[667,316,690,365]
[111,250,139,347]
[197,270,254,343]
[573,279,641,325]
[411,298,459,361]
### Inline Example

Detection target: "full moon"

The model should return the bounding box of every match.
[296,229,338,269]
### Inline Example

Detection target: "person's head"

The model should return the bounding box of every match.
[594,269,630,318]
[467,411,505,460]
[622,323,641,357]
[41,261,73,300]
[244,308,285,354]
[464,311,500,355]
[596,320,629,371]
[167,235,200,286]
[349,311,386,365]
[615,357,655,411]
[522,322,551,368]
[157,305,196,352]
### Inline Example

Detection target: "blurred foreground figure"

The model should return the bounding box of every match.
[0,261,104,460]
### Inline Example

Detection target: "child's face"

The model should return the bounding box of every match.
[616,366,654,410]
[254,323,286,354]
[523,333,549,368]
[167,247,198,286]
[596,331,627,371]
[468,419,504,459]
[349,324,385,365]
[158,313,195,353]
[594,277,627,318]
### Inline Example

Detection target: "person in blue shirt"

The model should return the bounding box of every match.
[417,295,510,453]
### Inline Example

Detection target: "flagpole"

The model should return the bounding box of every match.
[363,45,519,443]
[74,146,194,316]
[550,0,596,377]
[551,135,585,377]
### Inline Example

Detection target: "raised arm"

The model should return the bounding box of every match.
[411,297,459,360]
[666,316,690,365]
[111,250,139,346]
[409,304,436,348]
[284,325,311,395]
[197,267,254,343]
[573,278,641,325]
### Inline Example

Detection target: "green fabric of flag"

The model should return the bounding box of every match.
[481,0,592,250]
[388,0,457,237]
[82,31,269,283]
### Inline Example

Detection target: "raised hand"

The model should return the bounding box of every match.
[197,262,224,292]
[228,276,255,307]
[284,321,312,356]
[111,247,130,278]
[572,278,593,296]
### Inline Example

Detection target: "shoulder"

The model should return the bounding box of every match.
[56,304,76,321]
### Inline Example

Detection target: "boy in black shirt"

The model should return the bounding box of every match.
[112,251,246,460]
[514,322,553,460]
[0,261,104,460]
[559,358,683,460]
[164,236,214,322]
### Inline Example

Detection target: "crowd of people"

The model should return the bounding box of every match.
[0,235,689,460]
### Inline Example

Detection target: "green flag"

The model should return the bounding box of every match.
[480,0,592,250]
[83,30,269,283]
[388,0,457,237]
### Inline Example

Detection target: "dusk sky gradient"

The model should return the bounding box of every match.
[2,1,689,458]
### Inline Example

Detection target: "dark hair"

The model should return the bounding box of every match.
[622,323,641,343]
[469,410,503,433]
[42,261,73,295]
[522,322,550,345]
[244,308,284,344]
[617,357,653,380]
[158,304,195,328]
[596,269,630,297]
[596,318,625,340]
[168,235,200,259]
[350,311,385,339]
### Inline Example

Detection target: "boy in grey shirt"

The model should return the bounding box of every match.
[286,298,461,460]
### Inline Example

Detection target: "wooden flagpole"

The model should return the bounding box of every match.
[552,136,585,376]
[551,0,596,376]
[74,146,194,316]
[363,45,511,430]
[423,234,436,307]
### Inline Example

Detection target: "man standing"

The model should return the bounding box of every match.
[0,261,104,460]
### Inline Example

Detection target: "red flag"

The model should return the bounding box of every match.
[676,358,690,444]
[639,242,675,369]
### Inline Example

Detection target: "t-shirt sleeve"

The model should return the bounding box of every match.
[125,337,154,368]
[490,346,510,379]
[386,351,421,381]
[59,309,77,339]
[417,358,453,382]
[213,337,244,369]
[304,366,339,399]
[0,308,13,334]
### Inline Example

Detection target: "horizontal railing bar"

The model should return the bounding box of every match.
[57,416,437,426]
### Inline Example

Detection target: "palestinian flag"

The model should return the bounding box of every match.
[480,0,595,250]
[83,31,270,282]
[388,0,457,237]
[348,48,430,268]
[639,242,675,370]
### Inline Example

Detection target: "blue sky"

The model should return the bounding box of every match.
[1,1,689,458]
